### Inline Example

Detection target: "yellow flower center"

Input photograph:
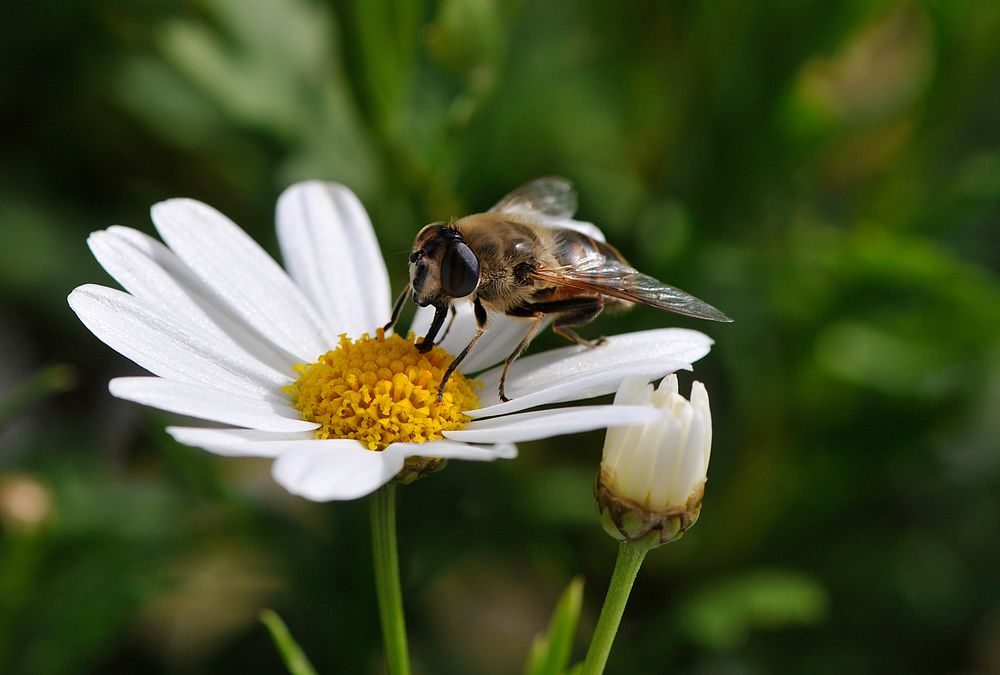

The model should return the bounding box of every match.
[284,329,478,451]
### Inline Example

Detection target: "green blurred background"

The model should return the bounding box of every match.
[2,0,999,673]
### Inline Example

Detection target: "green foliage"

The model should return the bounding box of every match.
[674,569,829,651]
[0,366,77,431]
[524,577,584,675]
[2,0,999,673]
[260,609,318,675]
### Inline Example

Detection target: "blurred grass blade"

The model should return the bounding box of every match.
[260,609,318,675]
[0,365,77,431]
[524,577,584,675]
[350,0,424,134]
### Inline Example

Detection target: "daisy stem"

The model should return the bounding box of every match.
[580,539,655,675]
[370,484,411,675]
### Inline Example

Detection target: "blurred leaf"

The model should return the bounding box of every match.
[426,0,504,76]
[520,466,596,527]
[19,542,162,675]
[155,0,339,140]
[0,462,188,674]
[425,0,505,130]
[116,0,379,192]
[524,577,584,675]
[776,225,1000,406]
[117,57,231,147]
[260,609,318,675]
[675,569,829,651]
[815,320,966,399]
[137,545,284,668]
[934,349,1000,477]
[349,0,426,135]
[786,4,933,137]
[0,199,83,303]
[0,364,77,431]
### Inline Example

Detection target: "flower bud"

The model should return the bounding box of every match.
[596,374,712,545]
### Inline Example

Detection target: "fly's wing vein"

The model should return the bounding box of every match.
[532,257,732,322]
[490,177,577,219]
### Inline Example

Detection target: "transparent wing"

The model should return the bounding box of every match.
[531,255,733,322]
[490,177,578,219]
[490,177,606,242]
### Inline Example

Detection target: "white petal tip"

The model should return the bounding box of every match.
[494,443,518,459]
[658,374,680,393]
[271,442,401,501]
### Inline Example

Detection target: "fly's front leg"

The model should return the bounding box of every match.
[436,304,458,345]
[436,297,488,401]
[417,303,449,353]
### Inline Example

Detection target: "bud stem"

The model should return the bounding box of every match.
[581,539,655,675]
[371,484,411,675]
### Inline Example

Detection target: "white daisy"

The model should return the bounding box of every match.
[68,181,714,501]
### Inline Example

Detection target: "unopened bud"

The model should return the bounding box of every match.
[596,375,712,545]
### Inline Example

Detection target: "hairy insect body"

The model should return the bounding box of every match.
[454,214,634,315]
[386,177,732,402]
[545,228,632,308]
[453,214,557,313]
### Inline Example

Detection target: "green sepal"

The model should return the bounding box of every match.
[595,472,702,545]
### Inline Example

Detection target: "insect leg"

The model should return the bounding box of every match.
[436,297,488,401]
[417,303,449,353]
[497,312,546,403]
[436,304,459,345]
[383,283,411,333]
[507,296,606,349]
[551,297,606,348]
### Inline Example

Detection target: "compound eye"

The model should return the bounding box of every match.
[440,241,480,298]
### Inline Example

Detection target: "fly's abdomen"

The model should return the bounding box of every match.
[552,229,628,269]
[547,229,631,308]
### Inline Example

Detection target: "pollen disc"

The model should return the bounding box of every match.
[285,329,478,450]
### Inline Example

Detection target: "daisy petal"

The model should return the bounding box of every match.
[69,285,291,398]
[276,181,391,339]
[443,404,658,444]
[389,440,518,461]
[470,358,691,419]
[166,427,317,457]
[409,303,549,374]
[89,227,298,372]
[151,198,329,361]
[110,377,318,432]
[470,328,713,416]
[272,441,403,501]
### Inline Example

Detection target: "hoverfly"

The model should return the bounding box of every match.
[384,177,731,402]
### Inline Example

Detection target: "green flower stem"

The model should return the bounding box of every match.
[370,484,411,675]
[581,539,655,675]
